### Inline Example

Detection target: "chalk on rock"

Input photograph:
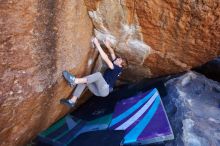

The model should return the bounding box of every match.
[127,39,151,55]
[94,29,117,46]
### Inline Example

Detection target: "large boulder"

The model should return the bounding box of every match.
[85,0,220,81]
[0,0,220,146]
[0,0,94,145]
[164,72,220,145]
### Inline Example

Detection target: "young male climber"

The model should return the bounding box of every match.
[60,37,128,108]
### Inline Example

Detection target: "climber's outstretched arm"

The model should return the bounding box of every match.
[93,38,114,69]
[103,39,116,61]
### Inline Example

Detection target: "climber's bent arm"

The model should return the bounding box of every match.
[103,39,116,61]
[107,46,116,61]
[94,40,114,69]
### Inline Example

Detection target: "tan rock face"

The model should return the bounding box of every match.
[0,0,220,145]
[0,0,93,145]
[85,0,220,81]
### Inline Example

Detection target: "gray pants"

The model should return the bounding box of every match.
[72,72,109,98]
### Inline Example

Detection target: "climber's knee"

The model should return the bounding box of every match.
[94,72,102,78]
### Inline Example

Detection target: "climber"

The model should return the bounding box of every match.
[60,37,128,108]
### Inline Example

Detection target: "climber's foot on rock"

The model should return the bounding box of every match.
[62,70,76,87]
[60,98,75,108]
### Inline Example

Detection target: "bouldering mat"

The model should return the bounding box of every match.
[109,88,174,145]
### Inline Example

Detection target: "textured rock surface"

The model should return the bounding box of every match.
[0,0,93,145]
[164,72,220,146]
[85,0,220,81]
[1,0,220,146]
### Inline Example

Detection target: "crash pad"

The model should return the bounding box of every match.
[109,88,174,145]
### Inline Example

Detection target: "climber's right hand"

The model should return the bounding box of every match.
[93,37,100,46]
[103,38,111,49]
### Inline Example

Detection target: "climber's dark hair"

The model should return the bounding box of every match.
[113,56,128,69]
[121,57,128,68]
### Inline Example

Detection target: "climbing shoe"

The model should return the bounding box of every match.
[60,98,75,108]
[62,70,76,87]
